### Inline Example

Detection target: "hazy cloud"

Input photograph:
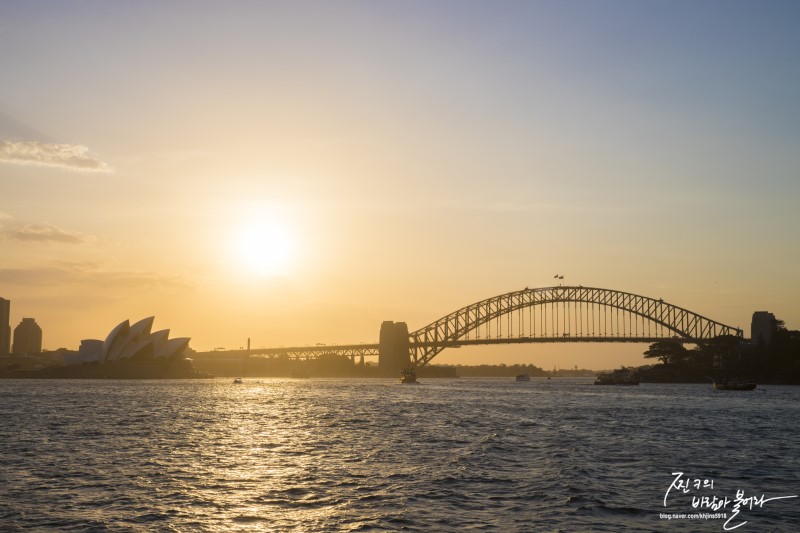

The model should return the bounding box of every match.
[0,262,193,291]
[0,140,111,172]
[8,222,88,244]
[1,213,92,245]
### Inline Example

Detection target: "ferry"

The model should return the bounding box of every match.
[712,378,756,391]
[399,367,418,384]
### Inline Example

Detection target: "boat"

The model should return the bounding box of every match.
[399,367,418,384]
[233,377,243,384]
[515,373,531,382]
[713,378,756,391]
[594,369,639,386]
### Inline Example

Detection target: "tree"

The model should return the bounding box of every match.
[643,340,688,366]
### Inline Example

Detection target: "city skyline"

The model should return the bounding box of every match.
[2,1,799,369]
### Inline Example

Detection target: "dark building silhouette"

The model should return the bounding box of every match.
[751,311,776,346]
[79,339,104,362]
[0,297,9,356]
[13,317,42,356]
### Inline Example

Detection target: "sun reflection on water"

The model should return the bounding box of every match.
[1,378,799,531]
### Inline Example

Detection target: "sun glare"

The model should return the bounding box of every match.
[233,220,295,277]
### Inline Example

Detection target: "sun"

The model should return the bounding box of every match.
[233,220,295,277]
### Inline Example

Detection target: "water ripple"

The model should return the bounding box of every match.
[1,378,799,531]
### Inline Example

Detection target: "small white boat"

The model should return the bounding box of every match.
[515,373,530,382]
[233,377,243,384]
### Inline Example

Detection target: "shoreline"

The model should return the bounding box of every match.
[0,359,212,380]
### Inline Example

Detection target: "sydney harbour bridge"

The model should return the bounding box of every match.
[231,286,744,374]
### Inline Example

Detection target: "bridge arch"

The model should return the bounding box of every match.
[409,286,742,366]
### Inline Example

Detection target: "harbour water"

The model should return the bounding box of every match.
[1,378,798,531]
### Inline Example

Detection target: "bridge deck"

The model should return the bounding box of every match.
[197,335,723,361]
[415,336,703,347]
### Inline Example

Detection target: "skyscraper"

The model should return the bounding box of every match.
[13,318,42,356]
[0,298,10,356]
[751,311,777,346]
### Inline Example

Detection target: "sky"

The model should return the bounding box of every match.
[1,1,799,369]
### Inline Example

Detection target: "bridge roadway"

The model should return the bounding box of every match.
[197,335,733,361]
[198,344,380,360]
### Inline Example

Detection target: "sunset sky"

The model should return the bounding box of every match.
[2,1,799,369]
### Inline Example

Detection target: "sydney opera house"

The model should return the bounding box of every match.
[64,317,190,365]
[1,317,208,379]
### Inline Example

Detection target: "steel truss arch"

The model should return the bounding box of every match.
[409,286,743,366]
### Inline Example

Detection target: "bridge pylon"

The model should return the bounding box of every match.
[379,321,410,376]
